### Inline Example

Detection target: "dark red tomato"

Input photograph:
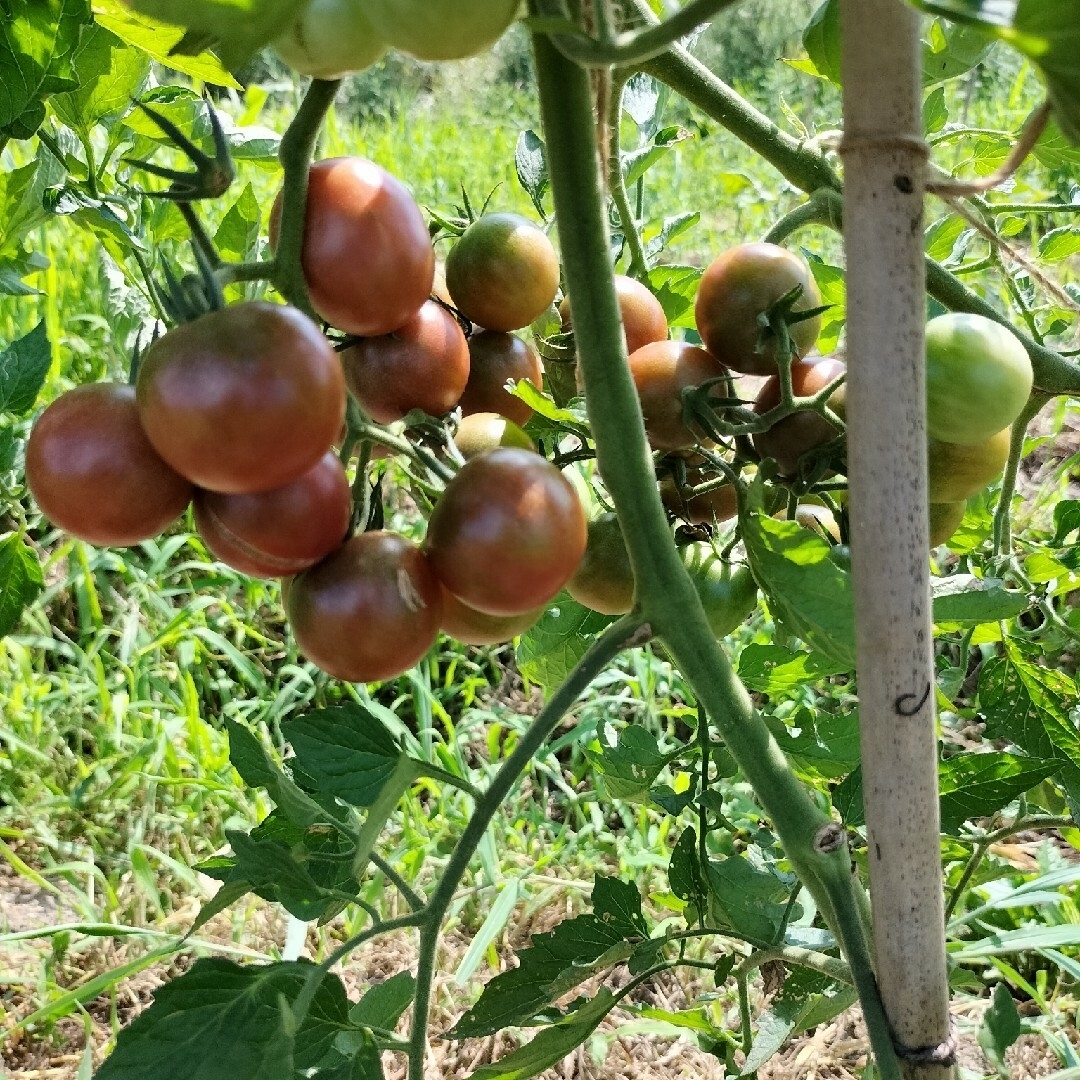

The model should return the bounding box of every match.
[341,301,470,424]
[453,412,534,459]
[458,331,544,426]
[928,500,966,547]
[566,513,635,615]
[193,452,352,578]
[561,274,669,357]
[271,157,434,337]
[628,340,727,452]
[136,302,345,494]
[660,466,738,525]
[26,383,192,547]
[445,213,560,332]
[424,448,587,616]
[927,429,1010,502]
[752,356,846,477]
[439,586,543,646]
[694,242,822,376]
[287,530,442,682]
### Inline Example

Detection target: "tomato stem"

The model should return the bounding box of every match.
[606,73,650,278]
[992,390,1051,557]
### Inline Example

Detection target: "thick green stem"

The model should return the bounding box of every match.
[531,26,901,1080]
[406,615,644,1080]
[763,190,842,245]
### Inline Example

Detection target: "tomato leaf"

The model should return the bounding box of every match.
[349,971,415,1031]
[95,958,351,1079]
[584,725,683,804]
[706,856,798,944]
[978,983,1024,1076]
[767,706,861,780]
[0,533,44,639]
[0,321,51,416]
[737,643,848,694]
[515,129,549,219]
[647,264,702,330]
[516,595,615,696]
[931,574,1031,625]
[938,752,1058,831]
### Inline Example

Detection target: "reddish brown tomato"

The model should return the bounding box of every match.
[628,340,727,452]
[271,157,434,336]
[752,356,845,477]
[694,243,822,376]
[566,513,635,616]
[458,331,543,426]
[424,448,587,616]
[193,452,352,578]
[453,412,534,459]
[445,213,559,332]
[660,466,738,525]
[26,383,192,547]
[439,587,544,646]
[136,302,346,494]
[341,301,470,424]
[287,531,443,682]
[561,275,669,357]
[927,430,1010,503]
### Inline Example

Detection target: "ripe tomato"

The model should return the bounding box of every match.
[445,213,560,333]
[694,243,822,376]
[928,500,966,547]
[287,531,442,682]
[193,452,351,578]
[566,513,635,615]
[561,274,669,357]
[439,587,544,646]
[659,457,738,525]
[925,313,1033,445]
[680,545,758,639]
[364,0,519,60]
[424,448,587,616]
[272,157,434,337]
[458,331,543,426]
[628,340,727,452]
[453,412,534,459]
[341,301,470,424]
[136,302,345,494]
[273,0,386,78]
[927,429,1010,502]
[752,356,845,477]
[26,383,192,547]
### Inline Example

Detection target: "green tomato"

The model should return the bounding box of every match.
[928,501,966,547]
[566,513,635,616]
[927,429,1010,503]
[925,313,1032,445]
[273,0,386,78]
[364,0,520,61]
[680,544,759,639]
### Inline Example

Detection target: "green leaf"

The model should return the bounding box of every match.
[802,0,842,84]
[92,0,242,86]
[805,258,846,354]
[647,264,702,330]
[123,0,304,71]
[645,211,700,261]
[978,982,1023,1077]
[95,958,350,1079]
[282,705,413,809]
[212,184,261,267]
[515,129,549,218]
[584,725,680,803]
[350,971,415,1031]
[0,321,51,416]
[924,86,950,133]
[951,923,1080,959]
[0,427,18,472]
[669,827,706,905]
[931,575,1031,625]
[1052,500,1080,545]
[226,829,340,922]
[0,0,87,141]
[833,767,864,827]
[706,856,797,945]
[922,19,996,85]
[225,718,329,828]
[516,595,615,696]
[742,507,855,670]
[737,643,848,694]
[0,534,44,638]
[1038,226,1080,263]
[938,752,1058,831]
[592,876,649,939]
[623,125,695,187]
[50,22,150,134]
[309,1033,385,1080]
[769,707,861,780]
[469,990,617,1080]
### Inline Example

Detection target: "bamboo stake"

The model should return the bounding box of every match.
[839,3,955,1077]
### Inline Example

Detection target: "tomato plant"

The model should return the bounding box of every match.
[561,274,669,357]
[424,448,587,616]
[452,412,534,459]
[26,383,192,547]
[272,157,435,337]
[925,312,1033,444]
[694,242,822,376]
[457,331,544,426]
[364,0,520,60]
[272,0,386,79]
[445,213,560,332]
[136,302,346,494]
[439,587,544,646]
[193,452,352,578]
[341,301,470,424]
[566,513,635,615]
[629,340,726,451]
[286,531,442,683]
[927,428,1011,502]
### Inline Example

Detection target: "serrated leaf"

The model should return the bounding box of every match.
[768,707,861,780]
[979,982,1023,1077]
[938,753,1058,831]
[515,130,548,218]
[833,767,864,827]
[310,1033,385,1080]
[0,322,51,416]
[924,85,950,133]
[282,705,412,809]
[213,183,261,265]
[592,877,648,939]
[469,990,617,1080]
[931,575,1030,625]
[802,0,841,83]
[806,258,846,353]
[737,643,848,694]
[922,19,996,85]
[645,211,700,260]
[1038,226,1080,263]
[0,534,44,638]
[350,971,415,1032]
[706,857,797,945]
[584,725,679,803]
[95,958,350,1079]
[516,595,616,696]
[669,828,706,905]
[646,264,702,330]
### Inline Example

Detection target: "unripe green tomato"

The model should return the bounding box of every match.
[566,513,635,616]
[453,412,534,459]
[927,429,1010,503]
[680,544,758,639]
[364,0,520,60]
[273,0,387,78]
[925,313,1032,445]
[928,501,966,547]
